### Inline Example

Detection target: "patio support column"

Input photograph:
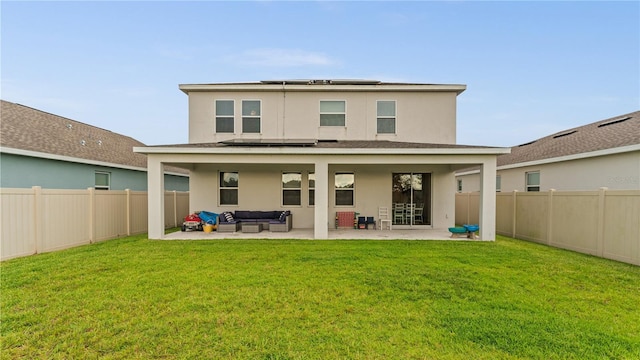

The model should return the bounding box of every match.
[147,156,165,239]
[479,159,497,241]
[314,159,329,239]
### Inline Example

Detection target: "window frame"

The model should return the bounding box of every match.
[219,171,239,206]
[282,172,302,206]
[242,99,261,133]
[95,171,110,190]
[376,100,396,134]
[525,171,540,192]
[215,99,235,133]
[335,172,355,207]
[319,100,346,127]
[308,172,315,207]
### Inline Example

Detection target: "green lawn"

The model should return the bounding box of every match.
[2,235,639,359]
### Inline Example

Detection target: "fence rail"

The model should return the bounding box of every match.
[456,189,640,266]
[1,187,189,261]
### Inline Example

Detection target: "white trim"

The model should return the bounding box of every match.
[1,146,146,172]
[455,144,640,175]
[1,146,189,177]
[215,99,235,134]
[319,99,347,127]
[499,144,640,170]
[134,146,510,156]
[376,99,397,135]
[180,83,467,94]
[241,99,262,134]
[281,171,302,207]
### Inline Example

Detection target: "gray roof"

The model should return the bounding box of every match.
[498,110,640,167]
[147,139,500,150]
[1,100,176,172]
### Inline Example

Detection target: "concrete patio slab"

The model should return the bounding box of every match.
[162,228,481,241]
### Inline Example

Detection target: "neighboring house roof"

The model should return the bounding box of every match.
[498,110,640,167]
[0,100,187,174]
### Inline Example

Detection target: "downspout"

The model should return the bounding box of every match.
[282,81,286,138]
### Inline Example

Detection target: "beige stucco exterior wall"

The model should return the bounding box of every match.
[456,150,640,192]
[189,162,457,230]
[186,90,457,144]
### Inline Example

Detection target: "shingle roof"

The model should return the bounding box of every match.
[1,100,149,169]
[147,139,500,150]
[498,110,640,167]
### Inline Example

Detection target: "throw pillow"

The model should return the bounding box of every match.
[279,211,287,222]
[224,212,234,222]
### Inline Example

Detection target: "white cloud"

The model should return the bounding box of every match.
[228,48,337,67]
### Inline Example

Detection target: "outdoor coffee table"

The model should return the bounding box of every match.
[242,223,263,233]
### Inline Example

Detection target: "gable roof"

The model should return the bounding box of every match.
[1,100,154,170]
[498,110,640,167]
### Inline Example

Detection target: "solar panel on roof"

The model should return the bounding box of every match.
[220,139,318,147]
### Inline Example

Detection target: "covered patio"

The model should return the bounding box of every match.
[138,141,509,241]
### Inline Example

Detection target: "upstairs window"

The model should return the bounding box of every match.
[220,171,239,205]
[282,172,301,206]
[215,100,234,133]
[496,175,502,192]
[242,100,261,133]
[95,171,110,190]
[377,100,396,134]
[320,100,346,126]
[335,172,354,206]
[526,171,540,192]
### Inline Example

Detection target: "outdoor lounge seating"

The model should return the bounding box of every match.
[449,224,479,239]
[218,210,292,233]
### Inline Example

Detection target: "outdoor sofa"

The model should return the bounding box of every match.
[218,210,292,233]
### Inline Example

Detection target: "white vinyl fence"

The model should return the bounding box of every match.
[1,187,189,261]
[456,189,640,266]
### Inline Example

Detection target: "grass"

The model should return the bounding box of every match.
[1,235,639,359]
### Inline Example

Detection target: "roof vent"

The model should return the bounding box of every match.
[518,140,536,147]
[552,130,577,139]
[66,124,73,129]
[598,116,630,128]
[97,140,102,146]
[81,140,86,146]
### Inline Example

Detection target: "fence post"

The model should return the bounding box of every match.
[596,187,607,257]
[547,189,555,246]
[511,190,517,238]
[33,186,43,255]
[88,187,95,243]
[125,189,131,236]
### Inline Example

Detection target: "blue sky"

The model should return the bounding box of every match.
[2,1,638,147]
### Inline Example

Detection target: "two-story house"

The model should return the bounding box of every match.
[135,80,509,240]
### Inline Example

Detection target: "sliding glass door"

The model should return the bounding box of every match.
[392,173,431,227]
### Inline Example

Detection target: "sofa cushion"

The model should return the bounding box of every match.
[278,210,291,222]
[257,211,277,219]
[234,210,251,219]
